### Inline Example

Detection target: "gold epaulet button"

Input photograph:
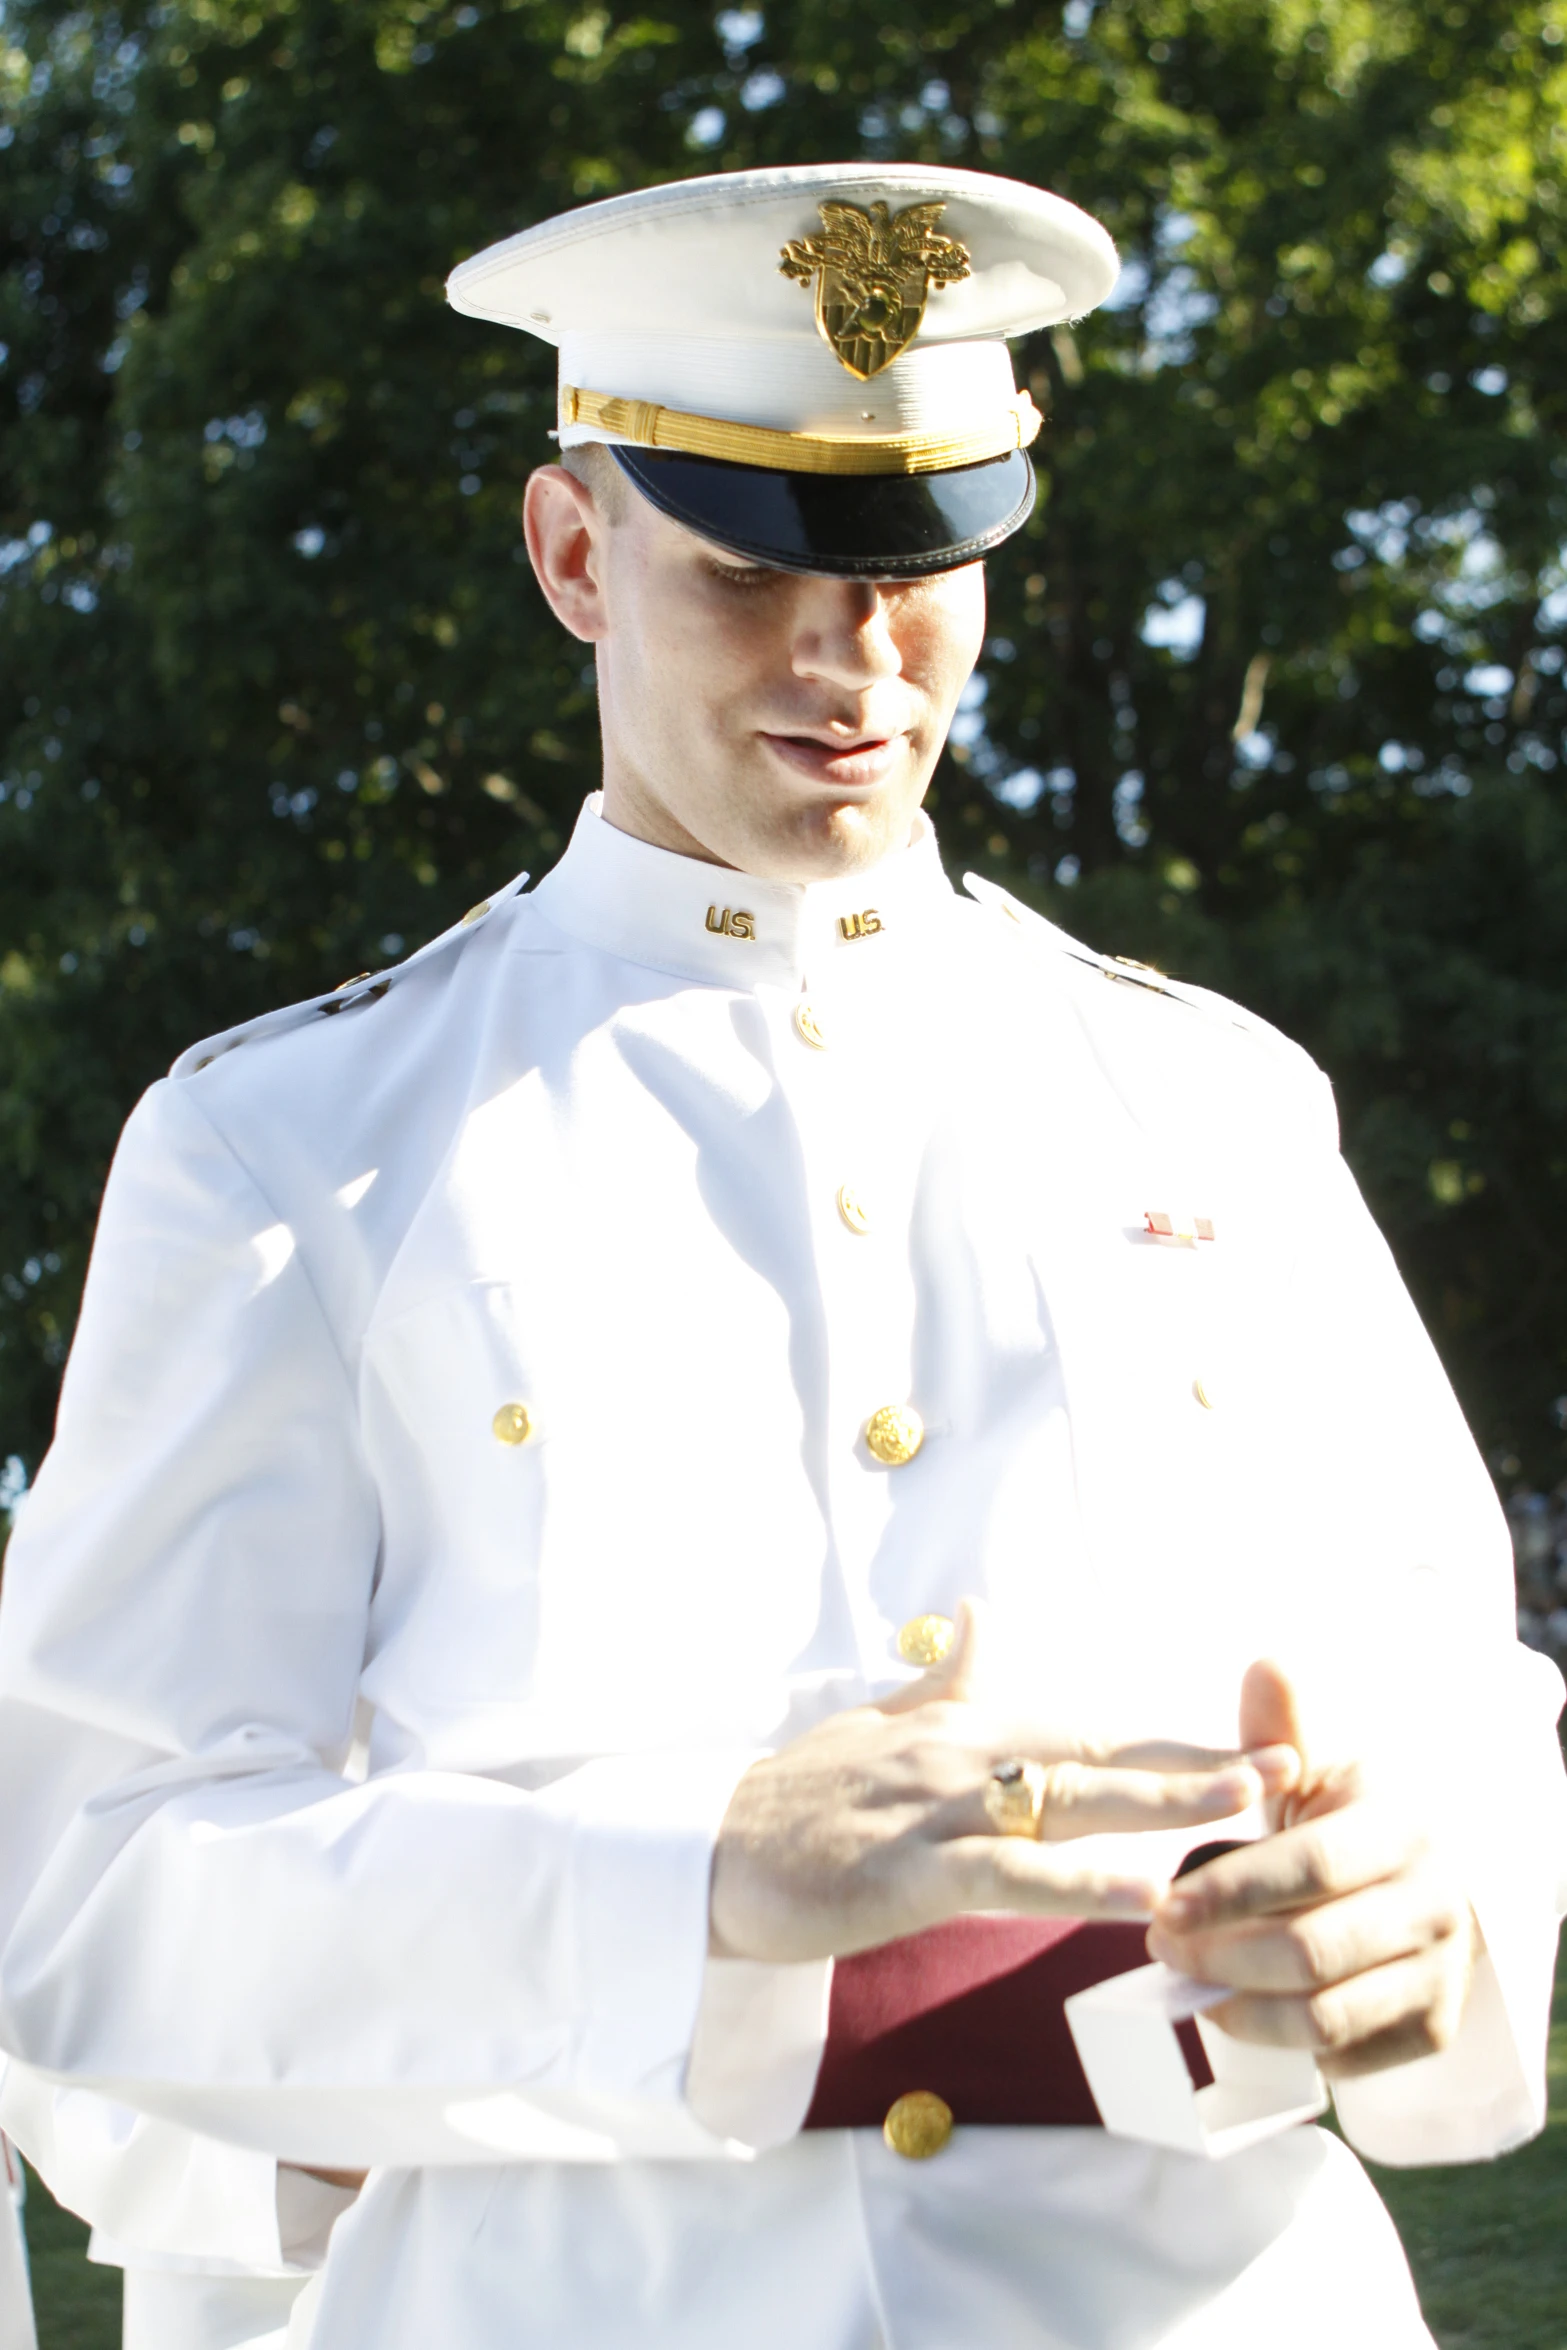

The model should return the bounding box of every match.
[320,977,390,1018]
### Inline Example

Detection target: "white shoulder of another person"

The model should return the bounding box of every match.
[165,870,531,1088]
[959,871,1339,1156]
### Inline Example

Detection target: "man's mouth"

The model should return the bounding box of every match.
[759,731,906,787]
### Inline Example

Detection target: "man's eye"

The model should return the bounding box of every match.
[707,560,781,591]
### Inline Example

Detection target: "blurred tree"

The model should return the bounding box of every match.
[1,0,1565,1501]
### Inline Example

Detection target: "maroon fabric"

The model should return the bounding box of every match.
[802,1916,1212,2131]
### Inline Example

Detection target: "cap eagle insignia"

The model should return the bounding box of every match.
[779,198,972,380]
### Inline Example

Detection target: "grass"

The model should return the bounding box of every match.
[23,2167,118,2350]
[19,1944,1567,2348]
[1365,1940,1567,2349]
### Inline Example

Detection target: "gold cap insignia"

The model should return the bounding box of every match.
[779,199,972,380]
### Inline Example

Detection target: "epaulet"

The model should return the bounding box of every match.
[961,871,1276,1043]
[169,871,530,1080]
[962,872,1335,1150]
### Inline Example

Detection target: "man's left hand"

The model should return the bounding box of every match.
[1145,1660,1481,2080]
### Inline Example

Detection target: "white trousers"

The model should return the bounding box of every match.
[121,2270,309,2350]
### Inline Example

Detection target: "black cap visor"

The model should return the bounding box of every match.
[610,446,1035,580]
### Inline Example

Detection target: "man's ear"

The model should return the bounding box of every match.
[522,463,611,643]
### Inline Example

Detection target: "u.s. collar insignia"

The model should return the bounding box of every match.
[779,199,972,380]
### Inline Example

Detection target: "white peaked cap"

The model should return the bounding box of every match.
[447,163,1120,578]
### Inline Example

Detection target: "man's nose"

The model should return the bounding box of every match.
[791,581,904,688]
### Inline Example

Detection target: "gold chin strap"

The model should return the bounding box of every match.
[557,384,1042,477]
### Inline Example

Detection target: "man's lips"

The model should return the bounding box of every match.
[760,731,907,787]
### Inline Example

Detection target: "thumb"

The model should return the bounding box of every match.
[879,1595,986,1714]
[930,1595,985,1704]
[1240,1657,1308,1809]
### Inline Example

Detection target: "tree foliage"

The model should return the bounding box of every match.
[3,0,1567,1489]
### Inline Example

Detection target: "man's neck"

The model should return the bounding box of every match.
[598,771,738,870]
[596,770,925,888]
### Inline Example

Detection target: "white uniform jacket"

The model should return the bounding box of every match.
[0,797,1562,2350]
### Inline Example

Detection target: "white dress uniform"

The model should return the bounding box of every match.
[0,2064,335,2348]
[0,796,1562,2350]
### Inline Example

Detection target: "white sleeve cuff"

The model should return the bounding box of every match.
[684,1956,833,2148]
[534,1748,764,2113]
[0,2062,284,2269]
[1331,1901,1562,2167]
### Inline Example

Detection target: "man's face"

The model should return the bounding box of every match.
[523,464,987,881]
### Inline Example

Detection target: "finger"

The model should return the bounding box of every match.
[1285,1759,1369,1825]
[1147,1871,1467,1994]
[930,1834,1164,1921]
[941,1758,1272,1845]
[1239,1658,1311,1830]
[932,1595,985,1705]
[1153,1805,1424,1930]
[1238,1658,1308,1774]
[878,1596,986,1717]
[1201,1943,1471,2069]
[978,1725,1298,1791]
[1315,2017,1462,2080]
[1105,1739,1301,1798]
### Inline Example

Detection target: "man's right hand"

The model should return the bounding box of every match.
[708,1602,1299,1963]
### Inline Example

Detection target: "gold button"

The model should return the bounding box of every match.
[462,900,493,926]
[897,1614,953,1667]
[491,1401,533,1445]
[883,2091,953,2160]
[793,1000,828,1050]
[836,1184,870,1233]
[1193,1377,1215,1410]
[865,1404,924,1466]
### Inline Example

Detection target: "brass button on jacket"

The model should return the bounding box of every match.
[897,1613,954,1667]
[883,2091,954,2159]
[1192,1376,1215,1410]
[491,1401,534,1446]
[865,1404,924,1466]
[793,1001,828,1051]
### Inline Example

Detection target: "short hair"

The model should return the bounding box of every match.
[558,440,629,524]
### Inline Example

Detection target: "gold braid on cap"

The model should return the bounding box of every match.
[558,384,1042,477]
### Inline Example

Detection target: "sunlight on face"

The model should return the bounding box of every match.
[574,481,987,883]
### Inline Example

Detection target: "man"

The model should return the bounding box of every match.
[0,162,1562,2350]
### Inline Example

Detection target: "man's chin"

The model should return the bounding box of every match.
[746,791,923,882]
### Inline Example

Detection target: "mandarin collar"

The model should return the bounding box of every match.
[525,792,955,989]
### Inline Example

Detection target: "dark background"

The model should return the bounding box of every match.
[5,0,1567,1501]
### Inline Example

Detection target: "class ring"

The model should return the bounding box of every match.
[984,1758,1048,1839]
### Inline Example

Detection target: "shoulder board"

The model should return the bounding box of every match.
[961,872,1335,1149]
[962,871,1260,1035]
[169,871,530,1081]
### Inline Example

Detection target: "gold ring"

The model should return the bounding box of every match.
[984,1758,1047,1839]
